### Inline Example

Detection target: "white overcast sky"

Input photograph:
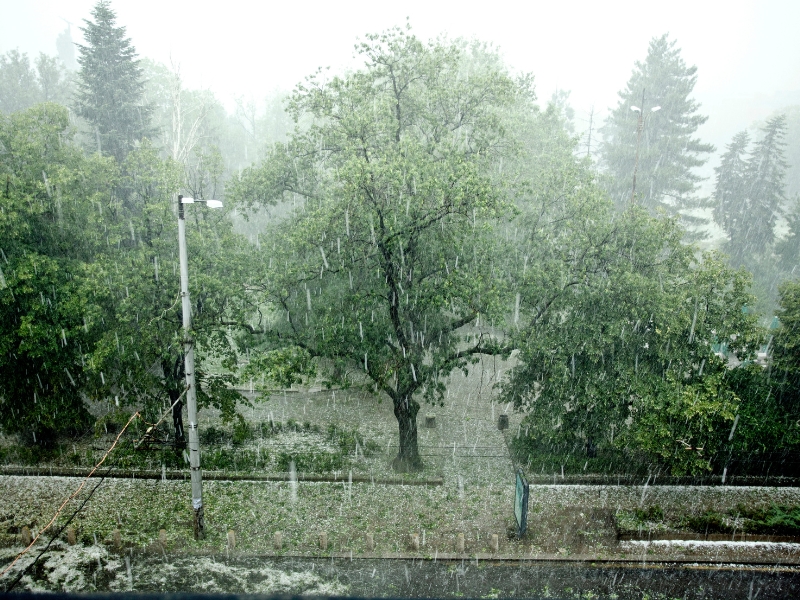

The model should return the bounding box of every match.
[2,0,799,155]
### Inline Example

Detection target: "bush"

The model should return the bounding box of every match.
[231,417,252,445]
[511,436,655,477]
[679,505,800,536]
[633,505,664,523]
[741,505,800,535]
[276,450,345,473]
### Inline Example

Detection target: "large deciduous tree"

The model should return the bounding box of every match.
[231,29,521,471]
[773,281,800,407]
[83,141,255,442]
[75,0,152,162]
[0,104,116,444]
[499,154,763,474]
[0,50,41,114]
[0,102,254,447]
[600,35,714,220]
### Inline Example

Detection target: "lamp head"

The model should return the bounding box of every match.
[180,196,223,208]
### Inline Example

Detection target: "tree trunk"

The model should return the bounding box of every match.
[392,395,423,472]
[171,389,186,449]
[165,357,186,450]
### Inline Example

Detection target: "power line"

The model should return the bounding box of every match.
[2,465,113,592]
[0,411,140,586]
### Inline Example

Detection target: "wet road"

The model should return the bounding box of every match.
[125,554,800,599]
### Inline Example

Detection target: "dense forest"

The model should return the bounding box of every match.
[2,1,799,476]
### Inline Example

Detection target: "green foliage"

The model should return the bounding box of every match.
[779,106,800,202]
[511,438,653,477]
[0,103,116,442]
[599,35,714,218]
[631,368,740,475]
[714,116,790,312]
[75,1,152,162]
[326,423,379,457]
[138,58,294,201]
[106,420,370,474]
[770,280,800,428]
[0,50,39,113]
[713,130,751,249]
[617,504,800,536]
[240,345,316,396]
[503,199,764,474]
[633,505,665,523]
[93,407,136,438]
[777,196,800,278]
[742,505,800,534]
[683,505,800,536]
[71,139,256,429]
[0,97,257,447]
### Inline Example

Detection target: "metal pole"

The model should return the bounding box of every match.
[177,194,204,539]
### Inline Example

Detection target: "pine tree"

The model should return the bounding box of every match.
[714,130,750,254]
[600,35,714,217]
[717,115,788,266]
[739,115,788,259]
[75,1,151,162]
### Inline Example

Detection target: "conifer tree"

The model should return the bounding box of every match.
[0,50,73,114]
[716,115,788,266]
[740,115,788,259]
[0,50,41,113]
[600,35,714,218]
[713,130,750,254]
[75,1,151,162]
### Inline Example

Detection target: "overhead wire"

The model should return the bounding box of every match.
[2,465,113,592]
[0,411,140,583]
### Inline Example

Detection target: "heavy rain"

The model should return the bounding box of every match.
[1,1,800,598]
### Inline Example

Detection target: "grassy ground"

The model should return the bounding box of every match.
[3,358,800,594]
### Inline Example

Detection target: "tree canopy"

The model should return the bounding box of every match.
[231,28,525,470]
[0,103,115,442]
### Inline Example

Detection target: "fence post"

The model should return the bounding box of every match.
[409,533,420,551]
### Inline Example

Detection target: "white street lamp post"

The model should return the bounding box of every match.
[177,193,222,539]
[630,89,661,205]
